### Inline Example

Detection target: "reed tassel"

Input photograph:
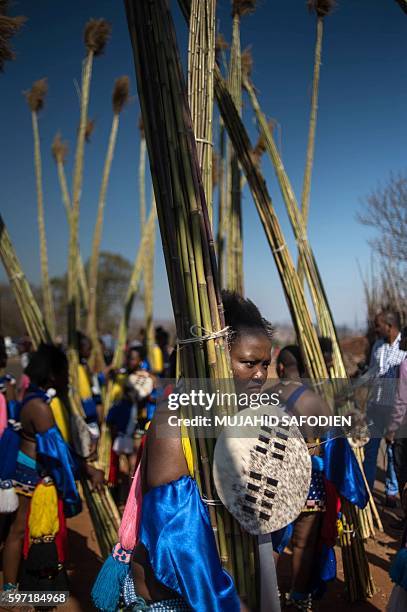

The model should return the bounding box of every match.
[0,1,26,72]
[25,79,56,340]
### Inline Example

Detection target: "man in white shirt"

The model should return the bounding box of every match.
[363,311,407,507]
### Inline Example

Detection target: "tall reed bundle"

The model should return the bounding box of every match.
[87,75,129,370]
[25,79,56,340]
[182,0,375,600]
[241,54,344,377]
[125,0,257,603]
[212,65,328,379]
[0,215,50,347]
[67,19,110,408]
[298,0,335,285]
[0,1,25,72]
[51,133,89,313]
[188,0,216,223]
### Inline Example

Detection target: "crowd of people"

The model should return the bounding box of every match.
[0,298,406,611]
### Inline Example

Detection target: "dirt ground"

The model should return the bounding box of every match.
[1,465,399,612]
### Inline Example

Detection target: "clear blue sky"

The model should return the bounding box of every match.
[1,0,406,329]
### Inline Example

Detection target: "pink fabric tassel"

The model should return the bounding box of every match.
[0,394,7,438]
[118,461,143,551]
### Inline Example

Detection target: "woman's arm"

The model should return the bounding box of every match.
[143,403,189,491]
[27,398,55,433]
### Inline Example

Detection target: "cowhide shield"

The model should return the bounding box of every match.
[213,405,311,534]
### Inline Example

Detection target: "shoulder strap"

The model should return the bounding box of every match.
[21,390,49,408]
[285,385,308,413]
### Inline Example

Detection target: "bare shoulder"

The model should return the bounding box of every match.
[144,399,188,490]
[21,397,55,434]
[300,389,331,418]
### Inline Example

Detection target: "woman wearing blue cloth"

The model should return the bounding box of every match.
[93,292,274,611]
[0,343,103,593]
[270,346,368,611]
[269,346,331,611]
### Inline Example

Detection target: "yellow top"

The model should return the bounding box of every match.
[111,375,127,402]
[151,345,164,374]
[180,421,194,478]
[50,397,70,443]
[78,363,92,400]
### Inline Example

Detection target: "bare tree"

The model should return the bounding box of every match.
[358,171,407,262]
[358,171,407,327]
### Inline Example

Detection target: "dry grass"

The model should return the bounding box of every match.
[232,0,257,17]
[241,46,253,82]
[84,118,95,142]
[215,32,229,53]
[51,132,68,164]
[395,0,407,15]
[252,127,269,167]
[0,1,26,72]
[112,75,130,114]
[307,0,336,18]
[84,18,111,56]
[25,78,47,113]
